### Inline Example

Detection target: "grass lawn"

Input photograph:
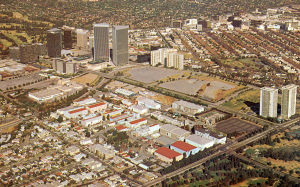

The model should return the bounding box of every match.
[222,89,260,111]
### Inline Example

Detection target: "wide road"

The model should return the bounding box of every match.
[142,117,300,187]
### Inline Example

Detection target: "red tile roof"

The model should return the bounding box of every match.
[129,118,146,125]
[88,102,106,108]
[155,147,181,159]
[68,108,86,114]
[171,141,197,152]
[115,125,127,131]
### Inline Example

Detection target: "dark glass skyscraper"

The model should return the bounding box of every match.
[112,25,129,66]
[93,23,109,62]
[47,28,62,58]
[63,29,72,49]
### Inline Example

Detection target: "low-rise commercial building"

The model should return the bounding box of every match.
[172,100,204,115]
[90,144,115,159]
[195,128,226,144]
[170,141,200,157]
[185,134,214,150]
[154,147,183,163]
[160,124,190,141]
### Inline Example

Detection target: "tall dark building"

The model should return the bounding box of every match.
[47,28,62,58]
[63,29,72,49]
[9,47,20,60]
[20,44,39,63]
[112,25,128,66]
[172,21,182,28]
[93,23,109,62]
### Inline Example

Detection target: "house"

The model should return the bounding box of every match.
[154,147,183,163]
[170,141,200,157]
[80,138,93,145]
[160,124,190,141]
[185,134,214,150]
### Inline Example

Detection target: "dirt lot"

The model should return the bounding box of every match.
[215,117,261,135]
[72,73,99,85]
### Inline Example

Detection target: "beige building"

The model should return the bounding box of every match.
[150,48,168,67]
[76,29,89,50]
[260,87,278,118]
[281,84,298,119]
[167,52,184,70]
[160,124,190,141]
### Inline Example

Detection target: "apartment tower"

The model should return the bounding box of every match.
[281,84,297,119]
[260,87,278,118]
[112,25,129,66]
[93,23,109,62]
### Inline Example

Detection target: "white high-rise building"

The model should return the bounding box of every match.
[150,48,168,67]
[281,84,298,119]
[167,52,184,70]
[260,87,278,118]
[76,29,89,50]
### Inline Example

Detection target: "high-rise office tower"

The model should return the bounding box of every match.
[112,25,129,66]
[63,29,72,49]
[167,52,184,70]
[260,87,278,118]
[281,84,298,119]
[19,44,39,63]
[93,23,109,62]
[76,29,89,50]
[47,28,62,58]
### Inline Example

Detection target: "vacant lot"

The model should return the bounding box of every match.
[159,76,239,101]
[128,66,180,83]
[215,118,261,135]
[72,73,99,85]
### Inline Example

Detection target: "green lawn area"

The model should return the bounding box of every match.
[222,89,260,111]
[221,58,261,70]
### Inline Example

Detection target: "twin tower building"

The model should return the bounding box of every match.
[260,84,298,119]
[93,23,128,66]
[47,24,129,66]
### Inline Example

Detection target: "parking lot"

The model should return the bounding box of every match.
[215,117,261,135]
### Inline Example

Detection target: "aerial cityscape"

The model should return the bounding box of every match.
[0,0,300,186]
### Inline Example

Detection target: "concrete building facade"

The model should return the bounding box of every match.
[281,84,297,119]
[112,25,129,66]
[76,29,89,50]
[93,23,109,62]
[260,87,278,118]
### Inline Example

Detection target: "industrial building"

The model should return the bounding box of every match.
[47,28,62,58]
[259,87,278,118]
[185,134,215,151]
[170,141,199,157]
[281,84,298,119]
[112,25,129,66]
[172,100,205,115]
[195,128,226,144]
[93,23,109,62]
[160,124,190,141]
[154,147,183,163]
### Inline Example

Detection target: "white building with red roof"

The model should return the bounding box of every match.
[126,118,147,128]
[64,107,88,118]
[115,125,128,132]
[154,147,183,163]
[87,102,107,113]
[170,141,200,157]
